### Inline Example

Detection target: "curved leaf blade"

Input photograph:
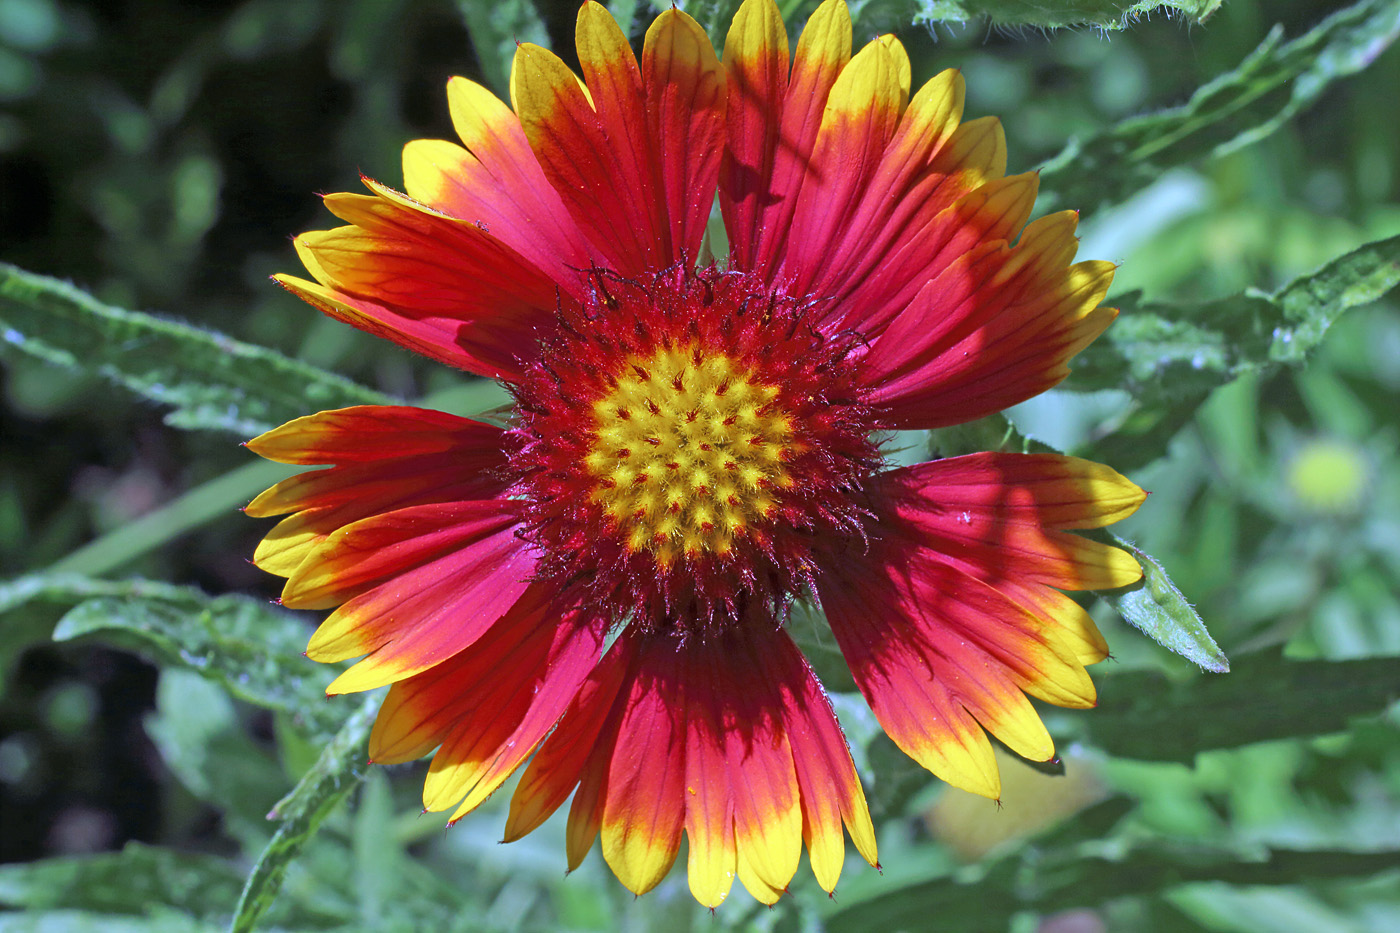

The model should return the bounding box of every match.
[0,262,392,437]
[917,0,1223,29]
[1039,0,1400,213]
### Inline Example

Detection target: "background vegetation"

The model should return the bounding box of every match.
[1,0,1398,930]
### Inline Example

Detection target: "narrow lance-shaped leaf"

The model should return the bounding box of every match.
[1082,651,1400,762]
[916,0,1222,30]
[455,0,547,95]
[826,836,1400,932]
[1072,233,1400,471]
[47,578,344,741]
[231,696,378,933]
[0,262,392,437]
[1038,0,1400,213]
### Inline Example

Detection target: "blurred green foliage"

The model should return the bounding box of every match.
[1,0,1399,930]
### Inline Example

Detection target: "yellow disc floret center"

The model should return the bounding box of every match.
[585,345,796,566]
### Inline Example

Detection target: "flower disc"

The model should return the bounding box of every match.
[510,266,879,634]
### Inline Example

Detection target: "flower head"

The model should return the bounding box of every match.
[248,0,1145,907]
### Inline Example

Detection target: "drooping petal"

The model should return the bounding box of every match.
[504,630,638,842]
[422,607,607,822]
[764,627,878,890]
[309,517,537,693]
[705,633,802,904]
[819,560,1001,797]
[682,656,738,908]
[599,638,688,896]
[366,595,572,765]
[246,407,510,579]
[819,518,1117,797]
[880,453,1144,669]
[278,182,562,381]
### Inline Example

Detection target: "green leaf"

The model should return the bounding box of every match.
[1039,0,1400,213]
[827,839,1400,931]
[455,0,547,95]
[231,695,377,933]
[0,842,242,920]
[1083,651,1400,762]
[1103,540,1229,673]
[1076,233,1400,470]
[0,262,392,437]
[45,577,343,740]
[916,0,1221,29]
[145,670,286,834]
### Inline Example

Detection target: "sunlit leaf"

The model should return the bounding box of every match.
[1077,233,1400,470]
[1039,0,1400,213]
[1084,651,1400,762]
[231,696,377,933]
[1104,540,1229,673]
[46,577,342,740]
[0,262,391,437]
[917,0,1222,29]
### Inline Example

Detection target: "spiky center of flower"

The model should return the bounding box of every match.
[584,346,795,565]
[509,266,879,636]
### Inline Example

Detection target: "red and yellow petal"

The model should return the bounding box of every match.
[831,169,1036,341]
[503,623,876,903]
[722,0,852,274]
[309,520,537,693]
[402,78,600,287]
[246,407,509,579]
[280,183,561,381]
[280,500,514,610]
[766,629,877,889]
[246,406,496,466]
[511,2,723,277]
[429,609,606,822]
[780,34,909,293]
[642,8,727,264]
[719,0,788,269]
[800,67,965,314]
[599,644,688,896]
[710,643,802,903]
[820,564,1002,797]
[682,666,738,907]
[504,632,637,844]
[859,200,1119,429]
[819,522,1122,798]
[886,453,1146,593]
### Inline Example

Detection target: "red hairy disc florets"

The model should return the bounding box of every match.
[507,264,880,636]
